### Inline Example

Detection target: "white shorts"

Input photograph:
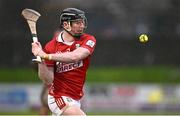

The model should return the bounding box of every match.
[48,94,81,115]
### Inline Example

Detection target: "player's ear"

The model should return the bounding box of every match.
[63,21,71,31]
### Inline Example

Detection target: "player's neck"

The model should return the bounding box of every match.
[62,31,74,42]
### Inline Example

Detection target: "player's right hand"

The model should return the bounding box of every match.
[32,42,42,56]
[32,42,47,59]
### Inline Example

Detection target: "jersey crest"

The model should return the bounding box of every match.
[86,40,95,48]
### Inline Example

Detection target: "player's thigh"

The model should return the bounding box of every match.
[62,105,86,115]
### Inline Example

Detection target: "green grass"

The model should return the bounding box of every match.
[0,66,180,83]
[87,66,180,84]
[0,110,179,115]
[0,67,39,83]
[0,110,38,115]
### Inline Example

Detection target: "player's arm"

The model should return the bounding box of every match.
[47,47,90,63]
[38,63,54,85]
[32,42,90,63]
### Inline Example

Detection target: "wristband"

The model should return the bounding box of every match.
[43,54,52,60]
[43,54,49,60]
[49,54,52,60]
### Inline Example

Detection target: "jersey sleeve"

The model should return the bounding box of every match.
[43,40,55,67]
[81,35,96,55]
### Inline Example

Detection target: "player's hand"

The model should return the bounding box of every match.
[32,42,46,57]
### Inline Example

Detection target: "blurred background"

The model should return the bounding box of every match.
[1,0,180,115]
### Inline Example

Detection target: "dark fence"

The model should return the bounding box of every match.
[1,0,180,67]
[1,35,180,67]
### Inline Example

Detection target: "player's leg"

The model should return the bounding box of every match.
[62,105,86,115]
[39,85,49,115]
[40,105,49,115]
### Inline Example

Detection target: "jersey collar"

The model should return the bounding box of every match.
[57,32,74,45]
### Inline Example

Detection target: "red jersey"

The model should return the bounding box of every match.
[44,32,96,100]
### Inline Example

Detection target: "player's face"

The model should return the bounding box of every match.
[70,19,86,35]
